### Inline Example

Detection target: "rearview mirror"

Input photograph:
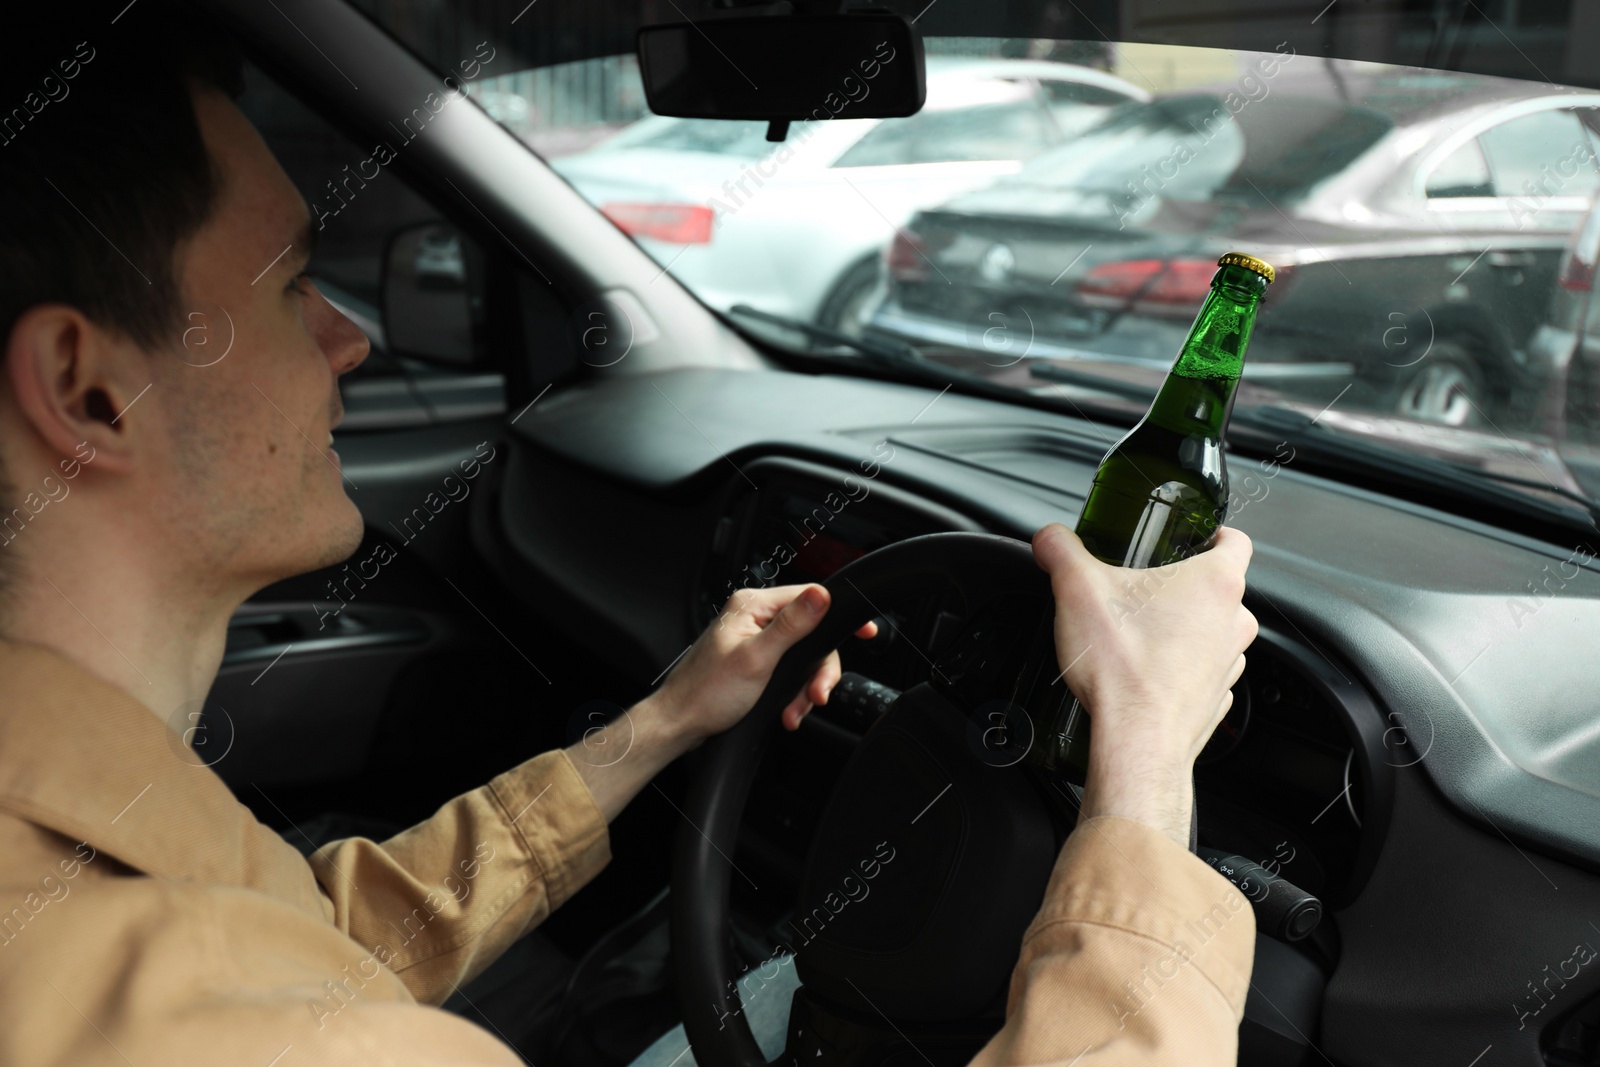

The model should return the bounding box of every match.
[380,220,485,366]
[637,13,925,123]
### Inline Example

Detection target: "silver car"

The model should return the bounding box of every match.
[552,58,1146,334]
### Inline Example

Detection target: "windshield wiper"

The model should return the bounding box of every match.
[1230,405,1600,535]
[724,304,1031,395]
[724,305,1167,426]
[726,304,922,365]
[1466,465,1600,525]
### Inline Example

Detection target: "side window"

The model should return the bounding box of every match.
[1479,108,1600,198]
[238,64,506,429]
[907,100,1055,163]
[1426,138,1493,198]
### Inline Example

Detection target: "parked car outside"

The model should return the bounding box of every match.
[866,61,1600,431]
[551,58,1147,334]
[1527,193,1600,494]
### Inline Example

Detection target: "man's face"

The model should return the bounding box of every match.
[150,87,370,591]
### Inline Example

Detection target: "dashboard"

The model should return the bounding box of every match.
[478,363,1600,1066]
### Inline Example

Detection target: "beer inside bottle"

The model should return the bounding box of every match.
[1037,252,1273,775]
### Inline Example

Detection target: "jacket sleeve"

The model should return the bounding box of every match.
[307,748,611,1005]
[968,815,1256,1067]
[0,877,536,1067]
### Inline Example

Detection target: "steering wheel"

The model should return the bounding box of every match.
[671,532,1076,1067]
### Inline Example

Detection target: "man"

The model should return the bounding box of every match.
[0,3,1258,1065]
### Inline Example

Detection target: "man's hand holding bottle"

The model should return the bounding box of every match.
[1032,522,1258,848]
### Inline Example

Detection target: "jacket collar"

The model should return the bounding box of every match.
[0,637,327,916]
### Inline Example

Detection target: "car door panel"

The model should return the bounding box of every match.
[208,602,443,787]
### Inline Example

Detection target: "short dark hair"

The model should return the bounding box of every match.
[0,2,243,624]
[0,1,245,350]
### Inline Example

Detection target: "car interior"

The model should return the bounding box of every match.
[189,1,1600,1065]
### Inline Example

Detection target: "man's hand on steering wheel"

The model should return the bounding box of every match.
[655,584,880,743]
[1031,522,1258,848]
[566,584,876,824]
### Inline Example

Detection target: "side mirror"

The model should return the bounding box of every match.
[380,220,486,366]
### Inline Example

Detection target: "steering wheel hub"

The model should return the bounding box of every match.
[790,683,1057,1021]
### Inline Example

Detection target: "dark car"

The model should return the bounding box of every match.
[867,63,1600,429]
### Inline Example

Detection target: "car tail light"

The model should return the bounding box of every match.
[1075,258,1164,305]
[1144,259,1219,304]
[601,202,713,244]
[1077,258,1216,312]
[1559,206,1600,293]
[1563,257,1597,293]
[886,230,930,283]
[1076,257,1290,315]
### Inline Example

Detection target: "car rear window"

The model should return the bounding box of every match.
[1014,93,1394,204]
[1218,97,1395,201]
[834,100,1056,167]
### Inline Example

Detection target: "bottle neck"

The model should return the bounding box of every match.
[1148,269,1264,432]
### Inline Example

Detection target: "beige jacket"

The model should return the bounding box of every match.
[0,638,1253,1066]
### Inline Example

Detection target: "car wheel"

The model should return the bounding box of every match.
[1395,342,1487,427]
[815,256,886,338]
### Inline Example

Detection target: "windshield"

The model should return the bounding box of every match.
[364,14,1600,525]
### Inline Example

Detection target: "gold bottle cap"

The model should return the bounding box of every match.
[1217,252,1275,284]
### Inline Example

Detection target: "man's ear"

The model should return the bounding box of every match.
[4,305,145,475]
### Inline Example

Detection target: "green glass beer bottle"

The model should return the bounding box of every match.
[1075,252,1273,564]
[1037,251,1273,774]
